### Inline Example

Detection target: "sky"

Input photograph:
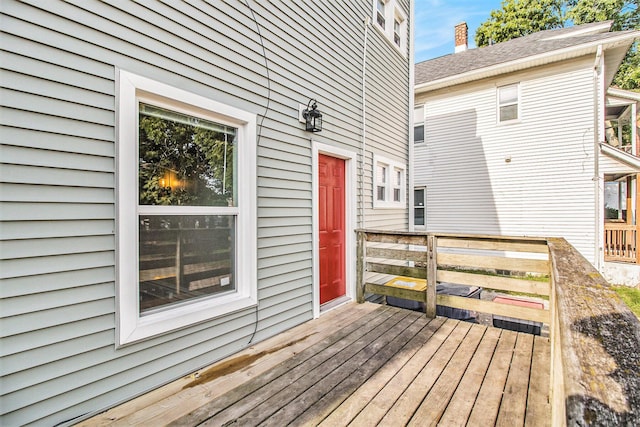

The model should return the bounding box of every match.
[414,0,504,63]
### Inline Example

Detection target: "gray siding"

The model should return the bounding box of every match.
[364,0,411,230]
[0,0,411,425]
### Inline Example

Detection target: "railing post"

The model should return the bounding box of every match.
[426,234,437,318]
[356,230,366,303]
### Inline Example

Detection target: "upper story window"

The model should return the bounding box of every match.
[498,83,520,123]
[117,70,257,346]
[393,17,401,46]
[414,105,424,144]
[376,0,386,29]
[373,154,405,208]
[373,0,407,56]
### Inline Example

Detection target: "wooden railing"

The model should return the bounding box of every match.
[356,230,640,426]
[604,222,638,263]
[356,230,550,326]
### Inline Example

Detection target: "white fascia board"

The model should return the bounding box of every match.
[608,87,640,102]
[600,143,640,171]
[415,32,640,94]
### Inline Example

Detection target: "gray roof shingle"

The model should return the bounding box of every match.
[415,21,634,86]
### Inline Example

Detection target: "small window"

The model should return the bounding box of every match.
[372,0,406,56]
[376,0,386,29]
[498,83,519,122]
[414,105,424,144]
[414,188,425,227]
[376,163,387,201]
[373,154,405,208]
[393,168,402,202]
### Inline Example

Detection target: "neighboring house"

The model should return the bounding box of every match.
[0,1,413,425]
[413,21,640,285]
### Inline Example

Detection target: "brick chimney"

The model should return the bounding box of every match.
[455,22,468,53]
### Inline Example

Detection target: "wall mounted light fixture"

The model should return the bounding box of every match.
[302,99,322,132]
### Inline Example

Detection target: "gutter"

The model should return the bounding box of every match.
[593,45,603,270]
[600,143,640,170]
[360,16,369,229]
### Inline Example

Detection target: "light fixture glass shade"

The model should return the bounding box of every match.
[303,100,322,132]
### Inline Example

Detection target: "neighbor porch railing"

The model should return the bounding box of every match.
[356,229,640,426]
[604,222,638,263]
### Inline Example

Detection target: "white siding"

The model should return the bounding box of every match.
[415,57,598,263]
[0,1,411,425]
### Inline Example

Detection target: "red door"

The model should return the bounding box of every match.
[318,154,346,304]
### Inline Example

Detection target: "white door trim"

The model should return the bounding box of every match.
[312,142,357,318]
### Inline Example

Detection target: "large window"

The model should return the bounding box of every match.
[373,154,405,208]
[117,70,256,345]
[372,0,407,55]
[498,83,520,123]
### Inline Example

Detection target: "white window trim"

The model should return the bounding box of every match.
[497,83,521,124]
[373,154,405,209]
[372,0,407,56]
[116,70,257,346]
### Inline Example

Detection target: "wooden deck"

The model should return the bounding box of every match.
[81,302,550,426]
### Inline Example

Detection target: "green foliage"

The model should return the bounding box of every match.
[138,113,235,207]
[475,0,566,47]
[475,0,640,89]
[613,285,640,318]
[614,47,640,89]
[567,0,639,30]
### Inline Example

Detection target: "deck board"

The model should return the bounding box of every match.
[407,323,486,426]
[496,332,534,426]
[179,307,402,426]
[466,329,518,426]
[82,302,550,426]
[525,336,552,427]
[437,326,502,426]
[317,316,448,427]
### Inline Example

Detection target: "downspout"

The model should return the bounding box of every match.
[593,44,603,270]
[360,17,369,229]
[408,0,416,232]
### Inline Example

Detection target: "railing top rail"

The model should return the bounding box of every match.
[547,237,640,426]
[603,222,637,230]
[429,231,549,243]
[356,229,549,243]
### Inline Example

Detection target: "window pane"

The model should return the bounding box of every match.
[376,0,385,28]
[139,215,235,313]
[395,169,402,186]
[138,103,237,207]
[377,165,387,184]
[500,104,518,121]
[377,185,386,201]
[414,188,424,207]
[499,85,518,104]
[414,208,425,225]
[414,124,424,143]
[393,188,401,202]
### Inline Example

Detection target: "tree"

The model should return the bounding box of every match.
[475,0,639,89]
[475,0,566,47]
[138,110,235,207]
[567,0,638,30]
